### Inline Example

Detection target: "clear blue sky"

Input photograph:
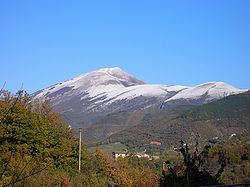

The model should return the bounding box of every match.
[0,0,249,93]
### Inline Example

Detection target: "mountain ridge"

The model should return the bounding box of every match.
[33,67,247,130]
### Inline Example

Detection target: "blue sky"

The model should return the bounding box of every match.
[0,0,249,93]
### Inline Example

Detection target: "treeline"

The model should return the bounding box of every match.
[0,90,249,186]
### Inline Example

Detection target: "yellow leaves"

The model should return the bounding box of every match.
[1,91,160,186]
[93,151,159,187]
[0,91,84,175]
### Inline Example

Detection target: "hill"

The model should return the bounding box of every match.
[86,91,250,152]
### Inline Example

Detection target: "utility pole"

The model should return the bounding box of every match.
[78,128,82,173]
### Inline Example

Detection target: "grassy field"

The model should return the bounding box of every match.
[88,142,128,154]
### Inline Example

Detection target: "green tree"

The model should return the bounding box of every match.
[0,90,87,186]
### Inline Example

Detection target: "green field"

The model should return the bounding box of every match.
[88,142,128,154]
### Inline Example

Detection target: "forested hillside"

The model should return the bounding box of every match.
[86,91,250,151]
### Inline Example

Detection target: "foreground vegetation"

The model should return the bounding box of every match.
[0,90,249,186]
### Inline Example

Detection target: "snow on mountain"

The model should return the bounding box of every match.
[34,68,246,108]
[34,67,189,106]
[33,67,247,129]
[162,82,246,107]
[83,84,188,105]
[34,67,144,100]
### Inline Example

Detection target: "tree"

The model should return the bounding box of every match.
[160,139,226,187]
[0,90,85,186]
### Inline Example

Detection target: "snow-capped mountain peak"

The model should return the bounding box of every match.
[33,67,144,99]
[97,67,123,74]
[33,68,247,129]
[78,67,144,87]
[98,67,144,85]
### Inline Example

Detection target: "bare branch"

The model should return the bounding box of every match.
[3,165,48,187]
[10,156,33,187]
[0,81,6,95]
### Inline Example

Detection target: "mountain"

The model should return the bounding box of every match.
[33,67,246,130]
[91,91,250,151]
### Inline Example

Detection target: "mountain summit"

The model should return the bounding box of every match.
[33,67,246,129]
[34,67,144,99]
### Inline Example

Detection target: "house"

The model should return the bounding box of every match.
[229,133,236,139]
[112,149,152,160]
[135,149,151,159]
[112,150,128,160]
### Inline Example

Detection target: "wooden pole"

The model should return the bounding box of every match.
[78,128,82,173]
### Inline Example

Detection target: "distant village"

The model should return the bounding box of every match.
[112,149,160,160]
[112,140,162,160]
